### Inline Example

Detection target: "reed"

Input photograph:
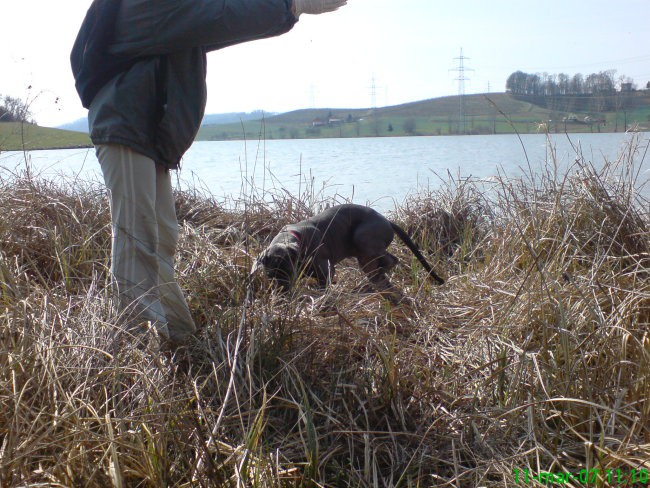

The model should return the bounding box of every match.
[1,133,649,487]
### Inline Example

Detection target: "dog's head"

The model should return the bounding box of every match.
[256,241,300,290]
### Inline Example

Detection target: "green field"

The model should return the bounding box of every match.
[198,92,650,141]
[0,121,91,151]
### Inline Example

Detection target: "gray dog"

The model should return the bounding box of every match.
[254,204,444,299]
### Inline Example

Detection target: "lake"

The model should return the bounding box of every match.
[2,132,649,211]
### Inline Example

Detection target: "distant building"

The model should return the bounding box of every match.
[312,116,343,127]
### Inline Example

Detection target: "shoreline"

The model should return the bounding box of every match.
[2,128,649,152]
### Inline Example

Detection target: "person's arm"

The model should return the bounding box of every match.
[109,0,345,57]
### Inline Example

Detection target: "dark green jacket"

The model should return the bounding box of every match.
[71,0,297,169]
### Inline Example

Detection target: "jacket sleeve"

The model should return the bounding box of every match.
[109,0,298,57]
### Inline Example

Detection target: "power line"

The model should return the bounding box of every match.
[308,84,317,109]
[523,54,650,72]
[480,54,650,72]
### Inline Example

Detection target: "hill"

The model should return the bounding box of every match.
[0,122,92,151]
[55,111,273,135]
[58,118,89,134]
[198,91,650,141]
[3,91,649,151]
[202,110,275,125]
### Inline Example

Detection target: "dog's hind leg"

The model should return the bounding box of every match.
[358,255,403,303]
[352,221,403,302]
[378,251,399,273]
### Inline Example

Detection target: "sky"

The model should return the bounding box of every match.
[2,0,650,128]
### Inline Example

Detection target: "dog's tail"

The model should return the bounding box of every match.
[390,222,445,285]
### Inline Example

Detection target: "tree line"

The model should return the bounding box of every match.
[0,95,32,123]
[506,70,637,97]
[505,70,643,114]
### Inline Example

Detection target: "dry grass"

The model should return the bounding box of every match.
[1,133,650,487]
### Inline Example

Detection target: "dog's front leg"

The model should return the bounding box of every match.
[309,258,334,288]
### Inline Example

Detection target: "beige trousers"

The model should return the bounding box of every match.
[97,144,196,345]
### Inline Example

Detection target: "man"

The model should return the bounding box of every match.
[71,0,347,347]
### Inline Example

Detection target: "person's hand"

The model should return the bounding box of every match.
[293,0,347,16]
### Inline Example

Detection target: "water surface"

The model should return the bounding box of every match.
[2,132,648,211]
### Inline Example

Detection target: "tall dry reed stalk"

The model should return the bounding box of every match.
[1,133,649,487]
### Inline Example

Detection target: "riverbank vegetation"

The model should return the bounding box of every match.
[0,133,649,486]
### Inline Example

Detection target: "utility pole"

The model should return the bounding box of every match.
[369,73,378,113]
[450,48,473,134]
[368,73,382,136]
